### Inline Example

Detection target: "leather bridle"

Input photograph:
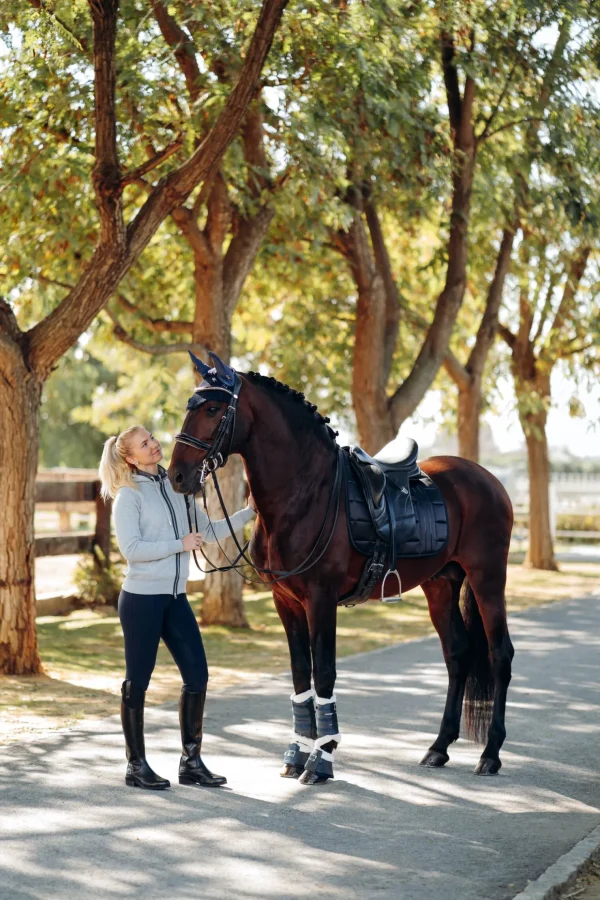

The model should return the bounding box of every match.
[174,371,242,479]
[172,369,343,585]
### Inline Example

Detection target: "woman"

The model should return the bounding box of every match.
[99,424,255,791]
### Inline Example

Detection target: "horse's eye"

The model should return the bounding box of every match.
[206,406,220,416]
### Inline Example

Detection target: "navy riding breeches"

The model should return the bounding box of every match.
[118,590,208,693]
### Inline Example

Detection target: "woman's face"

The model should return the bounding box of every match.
[125,428,163,469]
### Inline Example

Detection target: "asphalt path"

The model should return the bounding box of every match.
[1,596,600,900]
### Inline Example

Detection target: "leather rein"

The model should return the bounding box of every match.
[174,372,343,586]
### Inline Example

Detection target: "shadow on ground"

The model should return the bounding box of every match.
[1,598,600,900]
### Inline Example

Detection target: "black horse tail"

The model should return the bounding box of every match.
[461,578,494,744]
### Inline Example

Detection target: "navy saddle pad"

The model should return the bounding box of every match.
[343,451,449,559]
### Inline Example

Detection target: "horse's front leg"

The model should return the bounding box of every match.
[299,593,340,785]
[273,595,316,778]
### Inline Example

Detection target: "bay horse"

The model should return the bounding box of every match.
[168,352,514,785]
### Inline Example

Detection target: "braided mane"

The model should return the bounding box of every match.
[245,371,338,444]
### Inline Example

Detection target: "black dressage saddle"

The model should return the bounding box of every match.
[340,438,448,606]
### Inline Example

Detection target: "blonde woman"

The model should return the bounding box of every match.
[99,425,255,791]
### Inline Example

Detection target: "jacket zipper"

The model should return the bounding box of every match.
[159,479,181,598]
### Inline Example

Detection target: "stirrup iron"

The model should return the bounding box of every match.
[381,568,402,603]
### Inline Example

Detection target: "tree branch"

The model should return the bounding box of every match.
[497,323,517,349]
[204,171,232,255]
[222,205,275,320]
[443,348,470,389]
[393,294,470,389]
[0,298,23,342]
[26,0,288,380]
[540,247,591,364]
[127,0,288,257]
[121,134,184,186]
[532,270,560,346]
[467,226,515,375]
[170,204,212,263]
[242,99,272,196]
[440,32,462,135]
[149,0,204,103]
[557,341,596,358]
[104,307,204,355]
[483,116,543,141]
[478,56,520,141]
[364,199,401,385]
[89,0,125,246]
[113,294,193,333]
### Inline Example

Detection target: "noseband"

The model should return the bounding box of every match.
[174,372,242,479]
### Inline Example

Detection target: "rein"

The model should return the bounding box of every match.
[174,371,343,586]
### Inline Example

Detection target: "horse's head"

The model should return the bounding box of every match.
[169,350,248,494]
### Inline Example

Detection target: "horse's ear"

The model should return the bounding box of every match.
[188,350,211,377]
[208,351,236,387]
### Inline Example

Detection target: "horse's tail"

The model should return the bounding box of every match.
[461,578,493,743]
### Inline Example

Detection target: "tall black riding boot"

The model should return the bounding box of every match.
[121,680,170,790]
[178,688,227,787]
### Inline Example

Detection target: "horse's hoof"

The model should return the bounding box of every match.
[475,757,501,776]
[280,764,303,779]
[298,769,331,785]
[419,750,449,768]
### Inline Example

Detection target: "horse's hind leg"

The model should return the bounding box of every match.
[463,566,514,776]
[420,575,470,768]
[274,596,315,779]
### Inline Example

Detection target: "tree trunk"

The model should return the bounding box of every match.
[192,252,248,626]
[0,376,42,674]
[457,374,482,462]
[199,455,249,627]
[335,211,396,453]
[522,409,557,571]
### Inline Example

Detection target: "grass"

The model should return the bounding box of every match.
[1,562,599,743]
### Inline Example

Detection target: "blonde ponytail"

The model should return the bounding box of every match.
[98,425,146,500]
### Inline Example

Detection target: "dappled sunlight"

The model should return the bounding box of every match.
[3,597,600,898]
[5,564,598,744]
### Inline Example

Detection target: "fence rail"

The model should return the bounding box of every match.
[35,469,111,560]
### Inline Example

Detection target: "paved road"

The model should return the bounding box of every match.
[2,597,600,900]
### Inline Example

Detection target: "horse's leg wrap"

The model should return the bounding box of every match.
[282,688,317,771]
[303,694,342,780]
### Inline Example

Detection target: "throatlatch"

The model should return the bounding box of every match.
[299,694,342,783]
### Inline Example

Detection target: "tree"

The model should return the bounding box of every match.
[99,0,328,625]
[443,9,585,460]
[0,0,287,673]
[499,243,598,569]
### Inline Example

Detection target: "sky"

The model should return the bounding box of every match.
[398,370,600,459]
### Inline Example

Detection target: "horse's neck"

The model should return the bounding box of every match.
[240,401,336,532]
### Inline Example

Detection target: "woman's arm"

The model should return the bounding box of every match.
[114,489,183,562]
[192,500,256,544]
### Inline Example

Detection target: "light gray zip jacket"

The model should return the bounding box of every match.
[113,466,255,596]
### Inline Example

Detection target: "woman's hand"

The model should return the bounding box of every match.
[182,532,203,552]
[247,493,257,512]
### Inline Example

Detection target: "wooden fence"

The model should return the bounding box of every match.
[35,469,111,562]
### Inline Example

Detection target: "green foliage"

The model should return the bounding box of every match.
[73,546,123,608]
[2,0,600,453]
[39,344,119,467]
